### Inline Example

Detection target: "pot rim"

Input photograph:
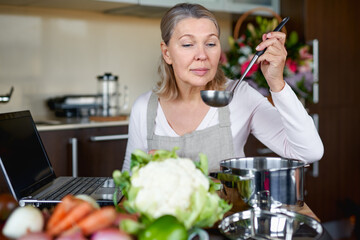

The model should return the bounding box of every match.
[219,156,307,172]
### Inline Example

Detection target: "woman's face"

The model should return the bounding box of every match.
[161,17,221,90]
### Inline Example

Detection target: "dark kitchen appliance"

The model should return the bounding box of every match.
[47,94,99,118]
[0,86,14,103]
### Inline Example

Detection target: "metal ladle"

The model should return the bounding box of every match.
[201,17,290,107]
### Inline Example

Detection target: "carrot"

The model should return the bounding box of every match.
[46,199,95,236]
[46,195,82,230]
[75,206,117,236]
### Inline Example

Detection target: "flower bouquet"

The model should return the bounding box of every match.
[220,16,315,105]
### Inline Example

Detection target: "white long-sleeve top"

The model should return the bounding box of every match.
[122,81,324,172]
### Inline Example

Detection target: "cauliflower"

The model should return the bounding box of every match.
[131,158,209,218]
[113,148,231,230]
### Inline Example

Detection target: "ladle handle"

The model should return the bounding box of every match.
[255,16,290,57]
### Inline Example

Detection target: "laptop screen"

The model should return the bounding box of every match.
[0,111,55,200]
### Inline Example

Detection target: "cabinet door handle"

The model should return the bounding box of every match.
[69,138,78,177]
[311,113,320,177]
[90,134,129,142]
[312,39,320,177]
[312,39,319,103]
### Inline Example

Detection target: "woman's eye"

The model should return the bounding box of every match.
[182,44,193,47]
[207,43,216,47]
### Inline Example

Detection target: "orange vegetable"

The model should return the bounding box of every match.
[75,206,117,236]
[46,195,82,231]
[46,199,95,236]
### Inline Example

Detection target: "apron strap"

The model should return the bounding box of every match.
[147,92,158,140]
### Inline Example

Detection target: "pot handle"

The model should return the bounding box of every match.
[272,209,295,239]
[256,190,271,210]
[188,227,209,240]
[209,168,231,179]
[209,172,219,179]
[209,171,254,181]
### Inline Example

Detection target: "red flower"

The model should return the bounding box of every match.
[241,60,259,77]
[238,35,246,47]
[299,46,313,60]
[286,59,297,73]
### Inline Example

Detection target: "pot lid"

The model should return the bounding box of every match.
[219,208,323,239]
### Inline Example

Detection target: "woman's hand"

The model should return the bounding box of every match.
[256,32,287,92]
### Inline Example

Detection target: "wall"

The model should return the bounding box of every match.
[0,5,231,120]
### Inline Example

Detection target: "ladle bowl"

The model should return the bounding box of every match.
[200,90,233,108]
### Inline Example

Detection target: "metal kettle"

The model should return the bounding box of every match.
[97,73,119,117]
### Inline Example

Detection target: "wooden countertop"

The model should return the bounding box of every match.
[298,203,320,222]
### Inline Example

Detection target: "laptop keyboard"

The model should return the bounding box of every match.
[38,177,107,200]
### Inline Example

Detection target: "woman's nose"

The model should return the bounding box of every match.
[195,46,207,61]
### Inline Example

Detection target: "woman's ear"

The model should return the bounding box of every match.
[161,41,172,65]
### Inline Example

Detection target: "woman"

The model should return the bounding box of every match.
[122,3,323,172]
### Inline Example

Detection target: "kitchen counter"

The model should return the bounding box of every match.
[35,116,129,131]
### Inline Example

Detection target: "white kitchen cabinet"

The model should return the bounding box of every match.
[139,0,280,14]
[223,0,280,14]
[139,0,225,12]
[97,0,138,3]
[97,0,280,15]
[0,0,280,16]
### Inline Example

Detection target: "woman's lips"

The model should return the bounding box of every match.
[191,68,209,76]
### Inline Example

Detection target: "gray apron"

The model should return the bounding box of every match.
[147,93,235,172]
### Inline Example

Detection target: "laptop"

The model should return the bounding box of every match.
[0,110,123,208]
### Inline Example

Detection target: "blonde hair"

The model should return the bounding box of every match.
[154,3,227,100]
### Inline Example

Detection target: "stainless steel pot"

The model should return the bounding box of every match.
[212,157,306,212]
